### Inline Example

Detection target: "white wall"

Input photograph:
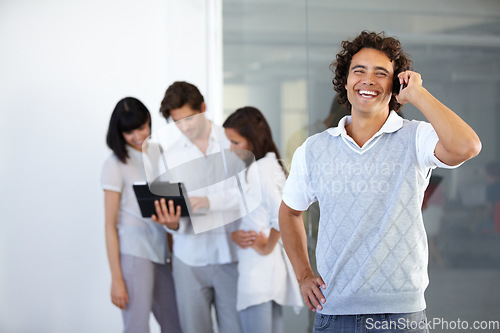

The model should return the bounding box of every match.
[0,1,219,332]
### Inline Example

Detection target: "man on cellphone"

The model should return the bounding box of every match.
[279,31,481,332]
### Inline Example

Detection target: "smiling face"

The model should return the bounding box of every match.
[122,121,150,152]
[345,48,394,116]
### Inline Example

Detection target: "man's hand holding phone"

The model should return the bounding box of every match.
[395,70,424,105]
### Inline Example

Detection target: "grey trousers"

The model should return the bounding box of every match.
[172,256,242,333]
[240,301,283,333]
[121,254,182,333]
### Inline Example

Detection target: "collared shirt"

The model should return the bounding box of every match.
[329,111,451,170]
[285,111,459,211]
[282,111,462,315]
[160,122,240,266]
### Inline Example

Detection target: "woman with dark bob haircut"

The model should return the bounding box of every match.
[330,30,413,113]
[101,97,181,333]
[223,106,303,333]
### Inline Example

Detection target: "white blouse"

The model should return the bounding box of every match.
[236,152,303,312]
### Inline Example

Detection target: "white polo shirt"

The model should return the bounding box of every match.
[283,111,458,211]
[282,111,462,315]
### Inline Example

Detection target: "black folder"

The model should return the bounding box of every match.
[133,182,190,217]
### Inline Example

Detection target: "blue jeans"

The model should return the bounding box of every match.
[313,310,428,333]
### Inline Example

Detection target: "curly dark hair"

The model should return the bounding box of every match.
[330,31,412,112]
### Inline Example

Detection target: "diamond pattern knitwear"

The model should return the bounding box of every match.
[306,119,430,315]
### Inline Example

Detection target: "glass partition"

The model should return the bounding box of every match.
[223,1,500,331]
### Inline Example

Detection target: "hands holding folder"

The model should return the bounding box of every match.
[133,181,209,231]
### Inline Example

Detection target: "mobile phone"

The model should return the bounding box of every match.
[393,76,407,94]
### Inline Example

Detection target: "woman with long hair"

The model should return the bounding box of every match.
[223,106,302,333]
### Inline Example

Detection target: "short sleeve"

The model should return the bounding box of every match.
[261,164,286,231]
[416,122,463,170]
[282,141,317,212]
[267,180,283,231]
[101,155,123,193]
